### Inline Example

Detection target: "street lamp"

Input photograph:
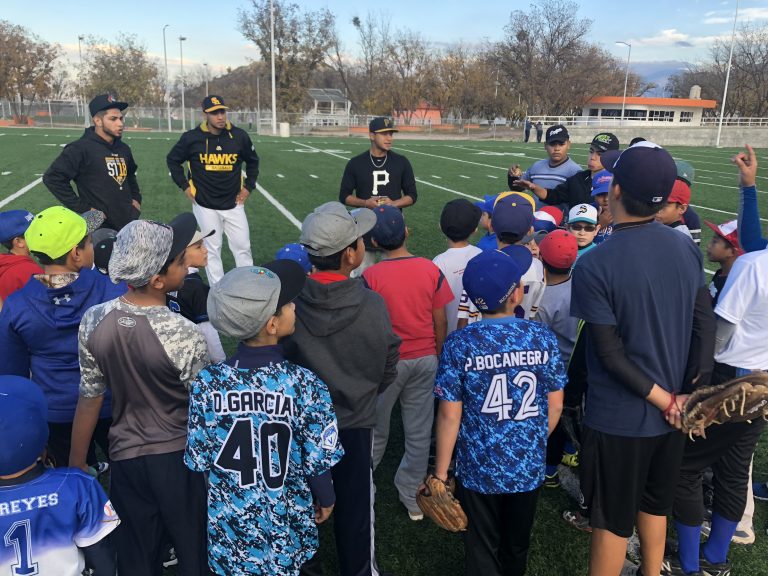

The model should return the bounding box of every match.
[179,36,187,131]
[78,35,87,127]
[203,63,209,97]
[270,0,277,135]
[616,41,632,126]
[162,25,171,132]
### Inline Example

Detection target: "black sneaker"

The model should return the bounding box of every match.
[661,555,703,576]
[162,546,178,568]
[544,471,560,488]
[699,556,731,576]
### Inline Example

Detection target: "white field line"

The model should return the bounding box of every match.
[253,182,301,230]
[0,177,42,209]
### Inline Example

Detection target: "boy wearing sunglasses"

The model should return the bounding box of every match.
[568,203,600,260]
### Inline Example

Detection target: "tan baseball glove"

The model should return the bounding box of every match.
[416,474,468,532]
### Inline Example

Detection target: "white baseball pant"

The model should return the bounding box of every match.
[192,202,253,285]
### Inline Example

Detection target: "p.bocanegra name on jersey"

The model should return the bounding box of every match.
[212,390,294,417]
[464,349,551,372]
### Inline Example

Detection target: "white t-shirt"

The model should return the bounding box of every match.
[714,249,768,370]
[537,278,578,361]
[457,257,546,322]
[433,245,482,333]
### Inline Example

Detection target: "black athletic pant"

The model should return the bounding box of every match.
[673,419,766,525]
[301,428,378,576]
[47,417,111,468]
[110,450,209,576]
[457,481,540,576]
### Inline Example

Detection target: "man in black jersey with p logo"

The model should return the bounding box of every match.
[339,117,418,275]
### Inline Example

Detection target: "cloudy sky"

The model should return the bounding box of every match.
[4,0,767,79]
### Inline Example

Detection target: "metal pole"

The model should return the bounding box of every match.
[270,0,277,135]
[203,63,209,96]
[78,35,87,127]
[616,41,631,126]
[179,36,187,131]
[256,75,260,134]
[716,0,739,148]
[163,24,171,132]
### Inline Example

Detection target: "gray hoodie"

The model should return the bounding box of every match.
[284,276,400,430]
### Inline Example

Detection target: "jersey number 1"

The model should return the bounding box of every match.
[4,520,38,576]
[215,418,292,490]
[481,371,540,422]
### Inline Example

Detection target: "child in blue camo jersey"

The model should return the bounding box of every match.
[185,261,344,576]
[433,247,565,576]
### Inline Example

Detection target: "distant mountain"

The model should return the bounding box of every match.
[630,60,693,96]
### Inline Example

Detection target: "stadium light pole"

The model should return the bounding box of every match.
[78,35,87,127]
[179,36,187,131]
[163,25,171,132]
[616,41,631,127]
[716,0,739,148]
[270,0,277,135]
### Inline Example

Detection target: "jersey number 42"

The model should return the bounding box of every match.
[481,371,540,422]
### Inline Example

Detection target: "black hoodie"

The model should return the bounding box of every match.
[284,277,400,430]
[43,127,141,230]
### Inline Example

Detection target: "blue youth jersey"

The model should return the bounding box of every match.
[0,467,119,576]
[185,361,344,576]
[435,318,566,494]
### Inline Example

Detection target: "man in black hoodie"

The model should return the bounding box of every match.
[284,201,400,576]
[166,95,260,285]
[43,94,141,231]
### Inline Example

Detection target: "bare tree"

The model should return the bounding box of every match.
[0,21,60,123]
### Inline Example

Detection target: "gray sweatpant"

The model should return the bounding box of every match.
[372,355,438,514]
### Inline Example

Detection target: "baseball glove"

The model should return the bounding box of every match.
[682,372,768,439]
[416,474,467,532]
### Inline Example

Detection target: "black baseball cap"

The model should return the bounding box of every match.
[440,199,481,240]
[369,117,398,133]
[600,141,677,207]
[203,95,228,113]
[167,213,198,263]
[545,125,569,144]
[89,94,128,117]
[590,133,619,153]
[92,228,117,275]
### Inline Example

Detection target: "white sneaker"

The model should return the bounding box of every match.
[701,521,755,545]
[408,510,424,521]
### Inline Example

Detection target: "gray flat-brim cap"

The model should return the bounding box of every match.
[300,201,376,257]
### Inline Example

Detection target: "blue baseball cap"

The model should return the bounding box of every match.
[371,205,406,247]
[463,248,529,312]
[474,194,499,215]
[600,141,677,207]
[0,375,48,475]
[275,243,312,274]
[0,210,35,244]
[591,170,613,196]
[491,194,534,237]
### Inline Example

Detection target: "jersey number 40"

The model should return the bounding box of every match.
[215,418,292,490]
[481,371,540,422]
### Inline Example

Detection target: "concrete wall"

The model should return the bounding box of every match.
[566,126,768,148]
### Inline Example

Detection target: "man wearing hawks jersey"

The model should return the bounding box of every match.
[339,117,418,274]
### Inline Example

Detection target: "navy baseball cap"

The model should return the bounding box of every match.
[371,205,406,247]
[474,194,499,215]
[491,194,534,237]
[0,210,35,243]
[275,243,312,274]
[463,247,529,312]
[599,141,677,207]
[203,95,229,113]
[89,94,128,117]
[0,375,48,475]
[369,117,398,133]
[546,125,569,144]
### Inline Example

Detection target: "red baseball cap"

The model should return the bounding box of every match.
[704,219,743,255]
[538,229,578,269]
[668,180,691,205]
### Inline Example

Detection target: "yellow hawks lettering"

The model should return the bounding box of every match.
[199,152,238,172]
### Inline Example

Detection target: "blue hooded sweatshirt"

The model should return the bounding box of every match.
[0,268,126,422]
